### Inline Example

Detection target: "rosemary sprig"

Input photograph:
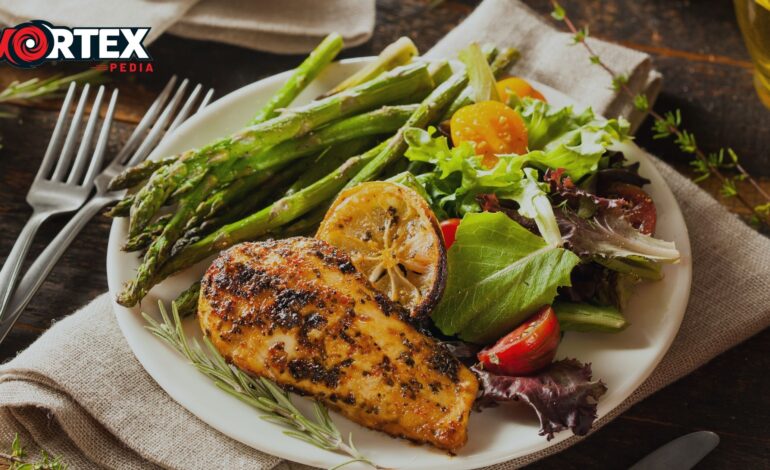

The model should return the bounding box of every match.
[551,1,770,228]
[0,69,103,105]
[143,301,382,470]
[1,434,67,470]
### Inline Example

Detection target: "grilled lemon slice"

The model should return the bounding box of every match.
[317,181,446,319]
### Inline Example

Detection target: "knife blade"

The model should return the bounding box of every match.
[629,431,720,470]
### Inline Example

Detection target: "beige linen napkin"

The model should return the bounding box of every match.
[169,0,375,54]
[1,0,769,468]
[0,0,374,54]
[0,0,198,45]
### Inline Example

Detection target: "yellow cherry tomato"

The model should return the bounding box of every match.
[496,77,546,103]
[450,100,528,167]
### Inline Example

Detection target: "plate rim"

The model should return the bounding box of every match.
[107,57,692,469]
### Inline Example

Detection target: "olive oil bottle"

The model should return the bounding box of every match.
[735,0,770,108]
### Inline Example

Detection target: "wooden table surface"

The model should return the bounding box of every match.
[1,0,768,468]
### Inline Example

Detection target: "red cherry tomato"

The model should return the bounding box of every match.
[477,305,560,375]
[607,183,657,235]
[440,218,461,249]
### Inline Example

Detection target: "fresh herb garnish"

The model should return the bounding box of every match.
[0,70,103,106]
[143,302,381,469]
[1,434,67,470]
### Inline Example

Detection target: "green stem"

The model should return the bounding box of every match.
[322,36,418,97]
[251,33,344,124]
[346,71,468,187]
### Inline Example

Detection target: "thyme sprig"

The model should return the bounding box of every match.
[143,302,382,470]
[1,434,67,470]
[551,1,770,227]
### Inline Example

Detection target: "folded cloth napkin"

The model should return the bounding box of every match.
[168,0,375,54]
[1,0,769,468]
[0,0,375,54]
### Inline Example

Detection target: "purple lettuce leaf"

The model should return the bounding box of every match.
[556,206,680,263]
[472,359,607,440]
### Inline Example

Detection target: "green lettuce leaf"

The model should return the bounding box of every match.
[458,42,500,103]
[386,171,433,203]
[431,212,580,344]
[514,98,631,180]
[516,98,594,150]
[404,127,526,216]
[500,167,561,245]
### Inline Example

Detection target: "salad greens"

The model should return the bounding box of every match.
[505,167,562,246]
[473,359,607,440]
[431,212,579,344]
[559,207,680,263]
[515,99,630,180]
[405,94,678,344]
[403,99,631,220]
[404,127,526,216]
[459,42,500,103]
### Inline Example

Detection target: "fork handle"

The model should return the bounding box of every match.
[0,212,49,321]
[0,196,115,344]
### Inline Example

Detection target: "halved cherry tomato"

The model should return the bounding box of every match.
[606,183,657,235]
[477,305,560,375]
[450,101,528,168]
[496,77,546,103]
[440,218,461,249]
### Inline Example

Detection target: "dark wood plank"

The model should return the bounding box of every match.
[0,1,768,468]
[0,107,133,332]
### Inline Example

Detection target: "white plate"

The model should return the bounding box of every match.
[108,58,692,469]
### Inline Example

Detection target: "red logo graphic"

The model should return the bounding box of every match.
[0,21,52,68]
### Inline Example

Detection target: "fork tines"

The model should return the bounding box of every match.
[114,77,214,169]
[37,82,118,188]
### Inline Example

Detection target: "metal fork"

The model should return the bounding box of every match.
[0,77,213,343]
[0,83,117,319]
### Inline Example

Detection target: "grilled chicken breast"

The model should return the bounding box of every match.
[198,237,478,452]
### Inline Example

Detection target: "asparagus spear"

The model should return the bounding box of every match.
[322,37,418,97]
[173,281,201,318]
[184,105,415,227]
[128,63,432,237]
[123,214,172,252]
[440,46,519,121]
[277,203,330,238]
[145,141,389,290]
[109,34,343,193]
[108,156,178,192]
[105,194,134,217]
[284,138,371,196]
[346,71,468,187]
[251,33,344,125]
[175,162,307,252]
